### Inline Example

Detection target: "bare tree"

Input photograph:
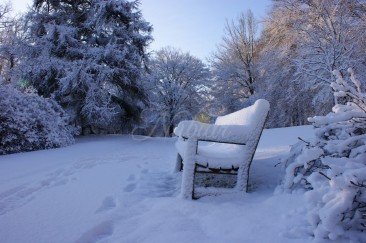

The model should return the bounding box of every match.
[0,2,22,82]
[252,0,366,127]
[142,47,210,136]
[210,10,259,113]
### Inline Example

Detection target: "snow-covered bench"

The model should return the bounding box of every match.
[174,99,270,199]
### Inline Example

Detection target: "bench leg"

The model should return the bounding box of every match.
[174,153,183,172]
[180,162,195,199]
[180,138,197,199]
[236,153,252,192]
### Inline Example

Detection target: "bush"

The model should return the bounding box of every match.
[0,85,74,154]
[282,69,366,241]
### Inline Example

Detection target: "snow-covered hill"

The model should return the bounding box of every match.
[0,126,343,243]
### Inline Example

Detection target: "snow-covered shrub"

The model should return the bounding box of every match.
[0,85,74,154]
[282,69,366,241]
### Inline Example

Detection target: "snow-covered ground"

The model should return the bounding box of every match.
[0,125,342,243]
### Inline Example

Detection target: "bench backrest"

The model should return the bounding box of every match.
[214,99,270,128]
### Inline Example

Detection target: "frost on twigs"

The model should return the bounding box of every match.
[282,69,366,241]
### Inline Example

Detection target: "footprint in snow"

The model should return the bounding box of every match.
[74,220,114,243]
[95,196,117,213]
[127,174,136,181]
[123,183,137,192]
[0,185,40,215]
[138,172,180,197]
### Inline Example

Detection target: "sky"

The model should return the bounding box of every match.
[6,0,272,61]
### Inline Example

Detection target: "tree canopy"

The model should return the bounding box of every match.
[15,0,153,134]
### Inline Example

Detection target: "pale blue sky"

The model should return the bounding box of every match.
[140,0,272,60]
[7,0,272,60]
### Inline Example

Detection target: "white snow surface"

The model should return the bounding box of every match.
[0,125,345,243]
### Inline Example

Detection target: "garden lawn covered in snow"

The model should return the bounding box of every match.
[0,125,348,243]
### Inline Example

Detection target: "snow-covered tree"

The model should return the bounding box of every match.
[0,83,74,155]
[14,0,152,134]
[271,0,366,118]
[210,10,259,113]
[250,6,299,127]
[282,69,366,241]
[142,47,210,137]
[249,0,366,127]
[0,3,25,83]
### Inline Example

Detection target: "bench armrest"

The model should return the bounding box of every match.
[174,120,252,145]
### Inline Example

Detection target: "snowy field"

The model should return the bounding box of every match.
[0,125,345,243]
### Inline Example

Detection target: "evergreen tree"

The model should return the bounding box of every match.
[15,0,152,134]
